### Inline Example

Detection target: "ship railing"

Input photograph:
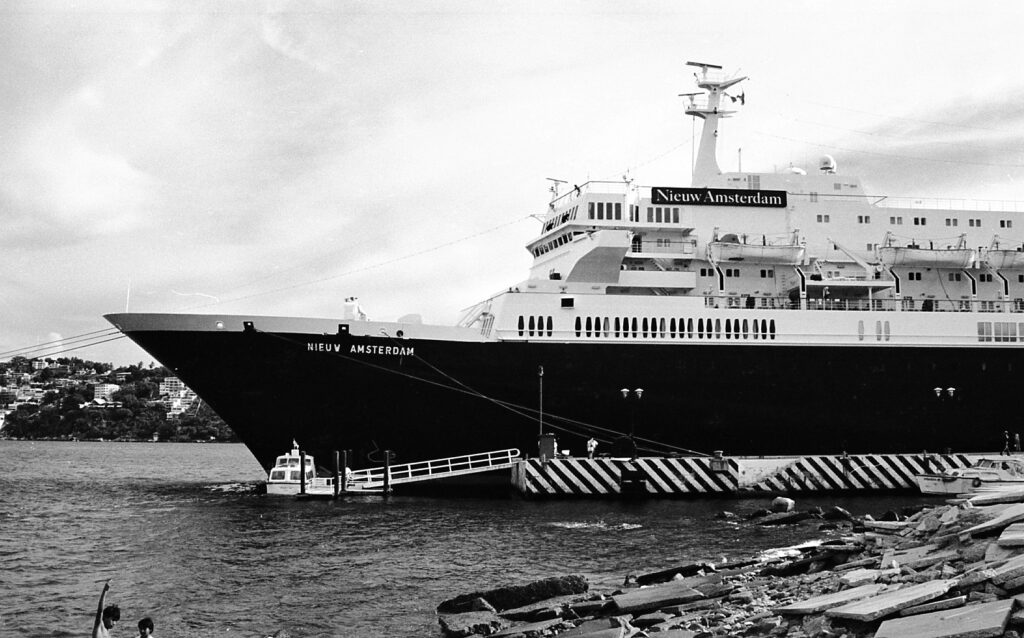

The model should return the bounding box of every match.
[346,448,522,489]
[548,180,632,208]
[702,295,1024,313]
[870,196,1024,213]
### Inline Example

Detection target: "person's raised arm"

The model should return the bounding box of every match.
[93,581,110,633]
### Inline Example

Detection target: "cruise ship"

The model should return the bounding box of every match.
[107,62,1024,472]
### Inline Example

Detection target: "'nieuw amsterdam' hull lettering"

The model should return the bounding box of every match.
[651,187,787,208]
[307,342,414,356]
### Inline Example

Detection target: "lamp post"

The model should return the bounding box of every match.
[620,387,644,458]
[538,365,544,437]
[932,386,957,455]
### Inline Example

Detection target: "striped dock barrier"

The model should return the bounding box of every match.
[510,452,990,497]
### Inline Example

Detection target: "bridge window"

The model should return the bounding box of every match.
[725,319,732,339]
[585,317,592,337]
[614,203,622,220]
[546,316,553,337]
[769,319,776,340]
[574,317,581,337]
[715,319,722,338]
[528,316,535,337]
[588,202,594,220]
[670,317,677,338]
[697,318,704,339]
[614,317,621,337]
[518,316,525,337]
[631,317,638,338]
[969,218,981,227]
[1002,219,1013,229]
[978,322,993,342]
[742,319,749,339]
[658,317,665,338]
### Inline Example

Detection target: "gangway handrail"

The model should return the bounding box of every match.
[346,448,521,489]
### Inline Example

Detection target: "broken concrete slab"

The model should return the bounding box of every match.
[635,563,714,586]
[826,579,957,622]
[490,617,564,637]
[438,611,511,637]
[839,567,899,587]
[999,522,1024,547]
[897,595,967,617]
[773,583,889,615]
[610,581,705,615]
[875,597,1012,638]
[961,503,1024,538]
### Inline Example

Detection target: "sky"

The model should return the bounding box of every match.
[2,0,1024,366]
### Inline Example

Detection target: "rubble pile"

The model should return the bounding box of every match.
[436,500,1024,638]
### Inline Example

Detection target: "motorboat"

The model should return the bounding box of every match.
[265,441,317,495]
[915,457,1024,495]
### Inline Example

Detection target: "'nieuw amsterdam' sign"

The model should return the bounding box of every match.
[651,187,787,208]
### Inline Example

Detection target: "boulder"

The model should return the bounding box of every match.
[437,575,588,613]
[770,497,795,513]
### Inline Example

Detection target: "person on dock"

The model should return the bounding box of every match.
[587,438,598,459]
[1003,430,1012,456]
[137,617,154,637]
[92,580,120,638]
[1015,432,1021,454]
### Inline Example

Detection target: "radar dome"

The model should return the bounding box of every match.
[785,166,806,175]
[819,155,837,173]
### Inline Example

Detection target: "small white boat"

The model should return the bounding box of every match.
[915,457,1024,495]
[265,442,317,495]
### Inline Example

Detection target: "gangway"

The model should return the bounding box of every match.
[344,448,521,492]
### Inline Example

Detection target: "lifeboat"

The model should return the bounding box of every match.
[708,232,805,264]
[877,233,975,268]
[981,237,1024,269]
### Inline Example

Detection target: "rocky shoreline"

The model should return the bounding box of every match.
[436,497,1024,638]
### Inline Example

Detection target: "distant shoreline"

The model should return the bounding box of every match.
[0,436,238,444]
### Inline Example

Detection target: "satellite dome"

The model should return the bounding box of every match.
[785,166,806,175]
[819,155,837,173]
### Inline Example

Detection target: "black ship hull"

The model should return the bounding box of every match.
[114,322,1020,471]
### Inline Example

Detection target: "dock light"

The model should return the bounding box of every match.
[620,388,629,398]
[933,387,942,397]
[947,387,956,397]
[635,388,644,398]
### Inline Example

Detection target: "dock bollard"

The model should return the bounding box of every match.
[383,450,392,495]
[299,450,307,495]
[333,450,340,498]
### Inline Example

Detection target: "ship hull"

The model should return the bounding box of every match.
[110,317,1021,472]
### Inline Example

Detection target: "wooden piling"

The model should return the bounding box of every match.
[299,450,307,495]
[333,450,340,498]
[384,450,392,495]
[341,450,349,492]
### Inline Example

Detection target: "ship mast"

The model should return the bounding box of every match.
[684,61,747,187]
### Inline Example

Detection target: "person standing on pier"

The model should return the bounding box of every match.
[92,580,120,638]
[1004,431,1012,456]
[587,438,598,459]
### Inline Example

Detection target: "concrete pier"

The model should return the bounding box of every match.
[511,452,989,497]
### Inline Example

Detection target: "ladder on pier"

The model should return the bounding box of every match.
[345,448,521,492]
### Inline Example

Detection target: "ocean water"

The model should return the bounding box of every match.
[0,440,941,637]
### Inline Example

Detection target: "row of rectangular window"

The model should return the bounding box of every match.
[908,272,1023,283]
[697,267,775,278]
[573,316,777,340]
[978,321,1022,342]
[544,205,579,232]
[531,232,578,257]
